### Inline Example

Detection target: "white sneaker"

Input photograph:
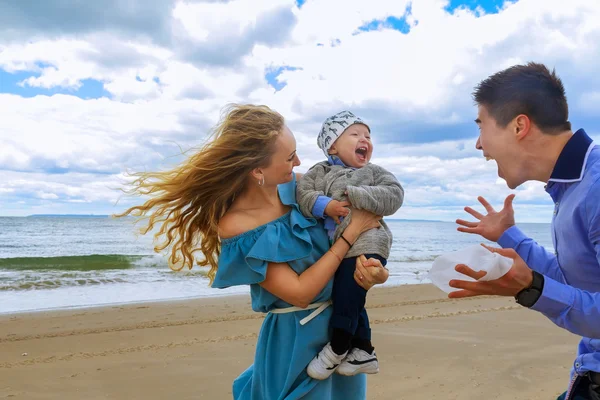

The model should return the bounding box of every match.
[307,342,347,380]
[336,348,379,376]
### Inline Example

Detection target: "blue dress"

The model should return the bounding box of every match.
[212,173,367,400]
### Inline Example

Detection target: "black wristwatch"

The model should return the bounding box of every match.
[515,271,545,308]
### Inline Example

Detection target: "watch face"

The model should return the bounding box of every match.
[518,289,541,307]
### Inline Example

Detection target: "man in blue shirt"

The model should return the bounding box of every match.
[450,62,600,400]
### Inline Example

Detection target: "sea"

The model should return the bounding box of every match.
[0,216,553,314]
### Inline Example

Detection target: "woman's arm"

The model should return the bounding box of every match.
[263,249,390,306]
[260,235,352,308]
[260,208,381,308]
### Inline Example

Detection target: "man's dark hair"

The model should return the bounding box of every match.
[473,62,571,134]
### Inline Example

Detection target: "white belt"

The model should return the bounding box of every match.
[269,300,332,325]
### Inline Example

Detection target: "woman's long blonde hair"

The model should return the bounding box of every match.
[115,104,284,285]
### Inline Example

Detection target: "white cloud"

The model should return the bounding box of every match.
[1,0,599,220]
[291,0,413,43]
[36,192,59,200]
[251,0,600,121]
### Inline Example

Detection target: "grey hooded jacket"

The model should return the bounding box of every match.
[296,161,404,259]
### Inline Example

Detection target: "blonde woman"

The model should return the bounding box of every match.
[117,104,389,399]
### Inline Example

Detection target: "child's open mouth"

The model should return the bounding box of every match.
[355,147,368,161]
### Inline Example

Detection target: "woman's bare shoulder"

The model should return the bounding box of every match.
[218,209,256,239]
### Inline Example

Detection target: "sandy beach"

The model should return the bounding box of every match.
[1,284,578,399]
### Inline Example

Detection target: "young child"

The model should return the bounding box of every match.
[297,110,404,380]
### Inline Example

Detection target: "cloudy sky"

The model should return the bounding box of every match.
[1,0,599,222]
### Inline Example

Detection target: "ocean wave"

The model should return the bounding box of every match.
[0,254,163,271]
[0,252,439,271]
[389,254,438,263]
[0,277,130,291]
[0,268,210,291]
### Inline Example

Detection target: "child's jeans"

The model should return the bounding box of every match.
[329,253,387,342]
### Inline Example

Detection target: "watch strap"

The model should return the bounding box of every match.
[515,271,545,308]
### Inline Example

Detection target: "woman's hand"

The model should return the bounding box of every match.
[354,255,389,290]
[344,208,382,243]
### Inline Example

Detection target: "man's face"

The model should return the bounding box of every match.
[475,105,523,189]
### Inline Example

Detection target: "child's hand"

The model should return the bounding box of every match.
[325,200,351,224]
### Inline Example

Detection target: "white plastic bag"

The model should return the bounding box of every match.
[428,244,513,293]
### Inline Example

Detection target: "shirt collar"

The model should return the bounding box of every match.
[327,155,357,170]
[548,129,595,183]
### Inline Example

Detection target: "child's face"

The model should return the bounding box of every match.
[328,123,372,168]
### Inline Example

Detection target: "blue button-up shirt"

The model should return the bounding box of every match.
[498,129,600,380]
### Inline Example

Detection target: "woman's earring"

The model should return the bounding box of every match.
[258,176,265,186]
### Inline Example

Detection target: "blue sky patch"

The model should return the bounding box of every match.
[0,68,110,99]
[356,15,412,34]
[265,66,300,91]
[445,0,512,15]
[356,4,414,35]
